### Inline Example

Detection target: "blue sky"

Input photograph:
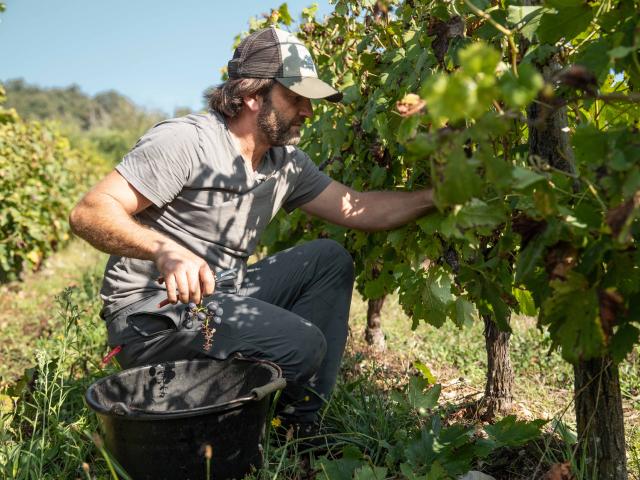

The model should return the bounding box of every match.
[0,1,332,115]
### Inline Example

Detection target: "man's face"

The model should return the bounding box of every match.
[257,83,313,146]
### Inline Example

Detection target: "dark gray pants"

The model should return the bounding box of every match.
[112,239,354,422]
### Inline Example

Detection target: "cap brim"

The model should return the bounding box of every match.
[276,77,343,102]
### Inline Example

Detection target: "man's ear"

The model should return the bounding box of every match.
[244,93,263,113]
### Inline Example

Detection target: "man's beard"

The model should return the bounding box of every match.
[257,96,303,146]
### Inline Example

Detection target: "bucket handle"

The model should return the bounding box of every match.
[107,377,287,417]
[251,377,287,401]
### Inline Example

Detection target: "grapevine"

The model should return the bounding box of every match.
[247,1,640,476]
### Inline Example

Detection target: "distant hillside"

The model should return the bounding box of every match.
[2,79,171,163]
[3,78,165,132]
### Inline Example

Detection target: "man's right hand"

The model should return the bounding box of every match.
[153,240,216,307]
[69,171,216,307]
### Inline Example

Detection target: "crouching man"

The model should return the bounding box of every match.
[69,27,433,436]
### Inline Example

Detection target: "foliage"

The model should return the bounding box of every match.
[311,377,545,480]
[0,86,110,281]
[255,0,640,368]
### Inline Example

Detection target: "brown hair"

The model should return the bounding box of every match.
[204,78,275,118]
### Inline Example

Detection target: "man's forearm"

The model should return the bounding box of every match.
[69,194,171,261]
[346,189,434,232]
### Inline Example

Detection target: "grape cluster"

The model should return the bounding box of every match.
[185,301,224,351]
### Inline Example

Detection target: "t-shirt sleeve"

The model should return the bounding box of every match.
[116,121,201,208]
[283,149,332,213]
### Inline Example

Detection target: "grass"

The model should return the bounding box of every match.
[0,238,107,388]
[346,292,640,478]
[1,240,639,478]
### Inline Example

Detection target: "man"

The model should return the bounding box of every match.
[69,27,433,435]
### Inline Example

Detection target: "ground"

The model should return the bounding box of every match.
[1,239,639,478]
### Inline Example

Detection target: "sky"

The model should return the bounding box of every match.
[0,0,333,115]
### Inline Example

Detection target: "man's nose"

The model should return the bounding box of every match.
[300,98,313,119]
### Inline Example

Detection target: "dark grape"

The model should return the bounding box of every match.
[188,302,197,311]
[215,307,224,316]
[213,316,222,325]
[206,301,219,312]
[197,312,207,321]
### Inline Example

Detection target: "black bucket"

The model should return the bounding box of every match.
[85,357,286,480]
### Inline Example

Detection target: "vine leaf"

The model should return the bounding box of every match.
[456,199,506,229]
[420,269,455,328]
[506,6,543,41]
[436,152,482,206]
[541,272,606,363]
[484,416,546,448]
[515,236,546,283]
[450,297,477,328]
[537,3,593,44]
[610,323,640,363]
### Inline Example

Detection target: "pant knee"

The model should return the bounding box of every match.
[312,239,354,283]
[286,326,327,383]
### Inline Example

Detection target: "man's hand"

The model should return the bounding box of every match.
[69,171,217,307]
[154,240,216,307]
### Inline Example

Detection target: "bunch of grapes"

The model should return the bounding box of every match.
[186,301,223,351]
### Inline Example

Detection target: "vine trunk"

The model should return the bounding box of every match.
[482,314,514,418]
[574,357,627,479]
[365,296,386,351]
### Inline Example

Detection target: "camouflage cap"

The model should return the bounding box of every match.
[227,27,342,102]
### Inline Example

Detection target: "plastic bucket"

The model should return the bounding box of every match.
[85,357,286,480]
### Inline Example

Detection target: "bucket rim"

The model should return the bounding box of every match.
[85,357,283,421]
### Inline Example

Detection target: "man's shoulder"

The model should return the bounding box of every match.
[157,110,224,133]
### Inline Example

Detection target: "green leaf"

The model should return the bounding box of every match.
[317,446,364,480]
[507,6,544,41]
[458,42,501,77]
[421,268,455,327]
[364,269,394,299]
[608,46,635,59]
[400,463,422,480]
[407,377,441,413]
[541,272,606,363]
[277,3,292,25]
[414,360,437,384]
[370,164,387,187]
[575,39,611,82]
[537,4,594,44]
[515,236,546,283]
[513,288,537,316]
[512,166,546,190]
[426,461,449,480]
[436,152,482,207]
[354,465,388,480]
[484,415,546,447]
[417,212,444,235]
[422,74,469,125]
[610,323,640,363]
[406,133,438,157]
[456,199,506,229]
[500,62,544,108]
[450,297,477,328]
[481,278,512,332]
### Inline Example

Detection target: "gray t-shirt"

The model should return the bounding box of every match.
[99,110,331,320]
